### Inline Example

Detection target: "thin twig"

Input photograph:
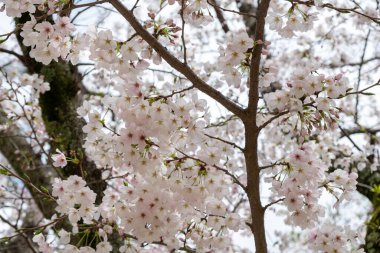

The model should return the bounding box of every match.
[207,0,257,18]
[338,125,362,152]
[263,198,285,211]
[0,48,25,64]
[180,0,187,64]
[108,0,245,119]
[204,133,244,151]
[72,0,109,9]
[354,30,371,124]
[131,0,140,12]
[287,0,380,24]
[259,161,288,170]
[176,149,247,191]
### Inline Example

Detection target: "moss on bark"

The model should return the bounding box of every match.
[15,14,106,203]
[358,169,380,253]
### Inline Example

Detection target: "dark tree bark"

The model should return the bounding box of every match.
[0,13,108,253]
[14,14,107,203]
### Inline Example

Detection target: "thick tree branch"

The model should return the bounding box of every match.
[247,0,270,116]
[243,1,271,253]
[207,0,230,33]
[108,0,245,119]
[0,111,57,219]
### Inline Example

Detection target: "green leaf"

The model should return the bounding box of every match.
[0,168,10,176]
[339,9,351,13]
[71,158,80,165]
[198,167,208,177]
[371,185,380,194]
[40,186,50,194]
[34,227,44,235]
[148,97,156,105]
[22,173,31,181]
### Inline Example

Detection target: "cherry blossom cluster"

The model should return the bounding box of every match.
[0,0,43,17]
[170,0,213,26]
[46,168,241,252]
[328,169,358,205]
[264,70,349,112]
[43,80,245,251]
[262,69,350,139]
[83,26,179,78]
[217,30,254,89]
[308,222,365,252]
[33,229,113,253]
[268,144,326,229]
[20,15,75,64]
[1,0,71,17]
[144,11,182,45]
[2,1,211,94]
[52,176,97,232]
[267,143,358,229]
[267,1,379,37]
[267,2,318,37]
[32,233,54,253]
[18,8,181,69]
[0,71,50,98]
[88,30,148,74]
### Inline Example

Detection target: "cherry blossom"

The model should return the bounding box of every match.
[51,149,67,168]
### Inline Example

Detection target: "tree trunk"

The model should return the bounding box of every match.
[244,122,268,253]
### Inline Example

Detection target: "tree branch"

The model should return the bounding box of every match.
[338,125,362,152]
[287,0,380,24]
[0,48,26,65]
[204,133,244,151]
[0,111,57,219]
[207,0,230,33]
[263,198,285,211]
[247,0,270,117]
[108,0,245,119]
[243,1,271,252]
